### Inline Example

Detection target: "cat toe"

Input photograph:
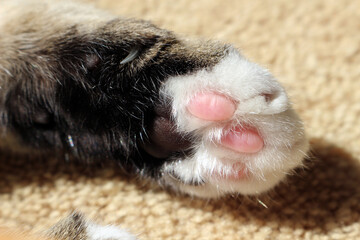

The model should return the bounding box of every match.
[187,91,236,121]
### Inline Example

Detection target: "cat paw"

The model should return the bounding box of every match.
[48,212,138,240]
[86,223,138,240]
[1,0,308,199]
[156,49,309,198]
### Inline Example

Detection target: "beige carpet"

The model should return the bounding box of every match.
[1,0,360,239]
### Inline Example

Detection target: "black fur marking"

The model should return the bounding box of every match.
[2,19,226,178]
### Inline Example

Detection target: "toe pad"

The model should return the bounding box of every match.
[187,92,236,121]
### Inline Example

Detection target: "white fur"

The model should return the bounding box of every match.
[160,48,309,198]
[87,223,138,240]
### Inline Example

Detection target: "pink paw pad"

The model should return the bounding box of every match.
[221,126,264,153]
[187,92,236,121]
[186,91,264,154]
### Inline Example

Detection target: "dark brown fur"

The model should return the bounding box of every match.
[0,0,228,177]
[46,213,88,240]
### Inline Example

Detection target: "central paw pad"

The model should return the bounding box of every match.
[220,126,263,154]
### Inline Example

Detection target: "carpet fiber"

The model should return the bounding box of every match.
[1,0,360,239]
